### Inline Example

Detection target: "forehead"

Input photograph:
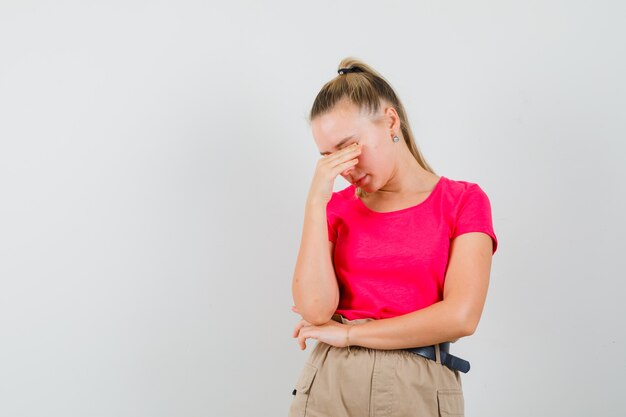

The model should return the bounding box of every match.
[312,100,368,153]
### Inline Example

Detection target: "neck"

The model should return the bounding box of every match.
[374,148,437,197]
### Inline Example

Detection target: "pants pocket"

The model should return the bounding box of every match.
[288,362,318,417]
[437,388,464,417]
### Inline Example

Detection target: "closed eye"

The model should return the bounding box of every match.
[319,136,358,156]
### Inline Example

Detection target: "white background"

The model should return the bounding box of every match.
[1,1,624,416]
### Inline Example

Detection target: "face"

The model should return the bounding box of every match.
[311,98,399,191]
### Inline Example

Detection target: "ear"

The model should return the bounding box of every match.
[384,105,401,134]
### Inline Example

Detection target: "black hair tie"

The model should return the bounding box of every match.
[338,66,363,75]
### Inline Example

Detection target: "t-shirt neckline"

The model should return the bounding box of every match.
[353,175,446,215]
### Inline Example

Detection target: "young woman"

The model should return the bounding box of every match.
[289,58,498,417]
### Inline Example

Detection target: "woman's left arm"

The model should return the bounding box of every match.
[350,231,493,349]
[294,232,494,350]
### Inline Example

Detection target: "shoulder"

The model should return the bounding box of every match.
[442,175,484,195]
[440,176,491,206]
[443,176,497,253]
[327,184,357,210]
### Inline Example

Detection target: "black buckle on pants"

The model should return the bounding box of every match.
[404,342,471,373]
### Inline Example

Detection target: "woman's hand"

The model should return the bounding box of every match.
[291,305,351,350]
[307,142,362,205]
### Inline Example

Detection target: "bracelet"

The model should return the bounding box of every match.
[346,325,352,354]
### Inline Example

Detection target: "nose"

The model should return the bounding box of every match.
[341,166,356,179]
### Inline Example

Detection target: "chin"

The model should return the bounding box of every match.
[359,176,372,193]
[357,182,371,193]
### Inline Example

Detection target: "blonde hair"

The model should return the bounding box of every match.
[309,57,436,198]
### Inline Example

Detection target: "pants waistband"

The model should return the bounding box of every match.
[331,313,471,373]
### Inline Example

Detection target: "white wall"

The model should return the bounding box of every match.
[1,1,624,416]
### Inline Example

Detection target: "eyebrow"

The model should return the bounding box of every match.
[320,135,356,156]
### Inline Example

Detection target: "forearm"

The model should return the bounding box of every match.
[349,300,473,350]
[291,202,339,325]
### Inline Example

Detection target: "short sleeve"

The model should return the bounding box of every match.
[326,194,339,244]
[326,205,338,244]
[451,184,498,254]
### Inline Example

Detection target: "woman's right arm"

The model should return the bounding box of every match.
[291,142,362,325]
[291,201,339,325]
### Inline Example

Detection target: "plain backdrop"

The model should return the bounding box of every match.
[1,1,624,416]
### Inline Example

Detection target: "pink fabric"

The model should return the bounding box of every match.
[326,175,498,320]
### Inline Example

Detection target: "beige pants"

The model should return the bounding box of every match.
[288,314,464,417]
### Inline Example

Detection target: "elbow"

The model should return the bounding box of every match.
[459,315,480,337]
[462,321,477,337]
[307,314,334,326]
[294,301,337,326]
[292,285,339,326]
[300,307,336,326]
[454,308,481,337]
[298,311,334,326]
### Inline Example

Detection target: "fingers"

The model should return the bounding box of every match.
[298,327,317,350]
[325,142,361,157]
[338,158,359,172]
[291,310,312,349]
[310,143,362,204]
[323,143,362,167]
[334,144,361,173]
[293,319,314,350]
[335,143,361,160]
[292,318,311,337]
[298,331,307,350]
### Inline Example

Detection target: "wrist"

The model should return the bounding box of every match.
[305,199,327,209]
[346,325,353,353]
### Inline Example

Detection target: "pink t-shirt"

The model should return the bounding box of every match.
[326,175,498,320]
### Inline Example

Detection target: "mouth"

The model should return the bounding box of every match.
[354,175,367,186]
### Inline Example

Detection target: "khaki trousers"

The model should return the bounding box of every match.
[288,314,464,417]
